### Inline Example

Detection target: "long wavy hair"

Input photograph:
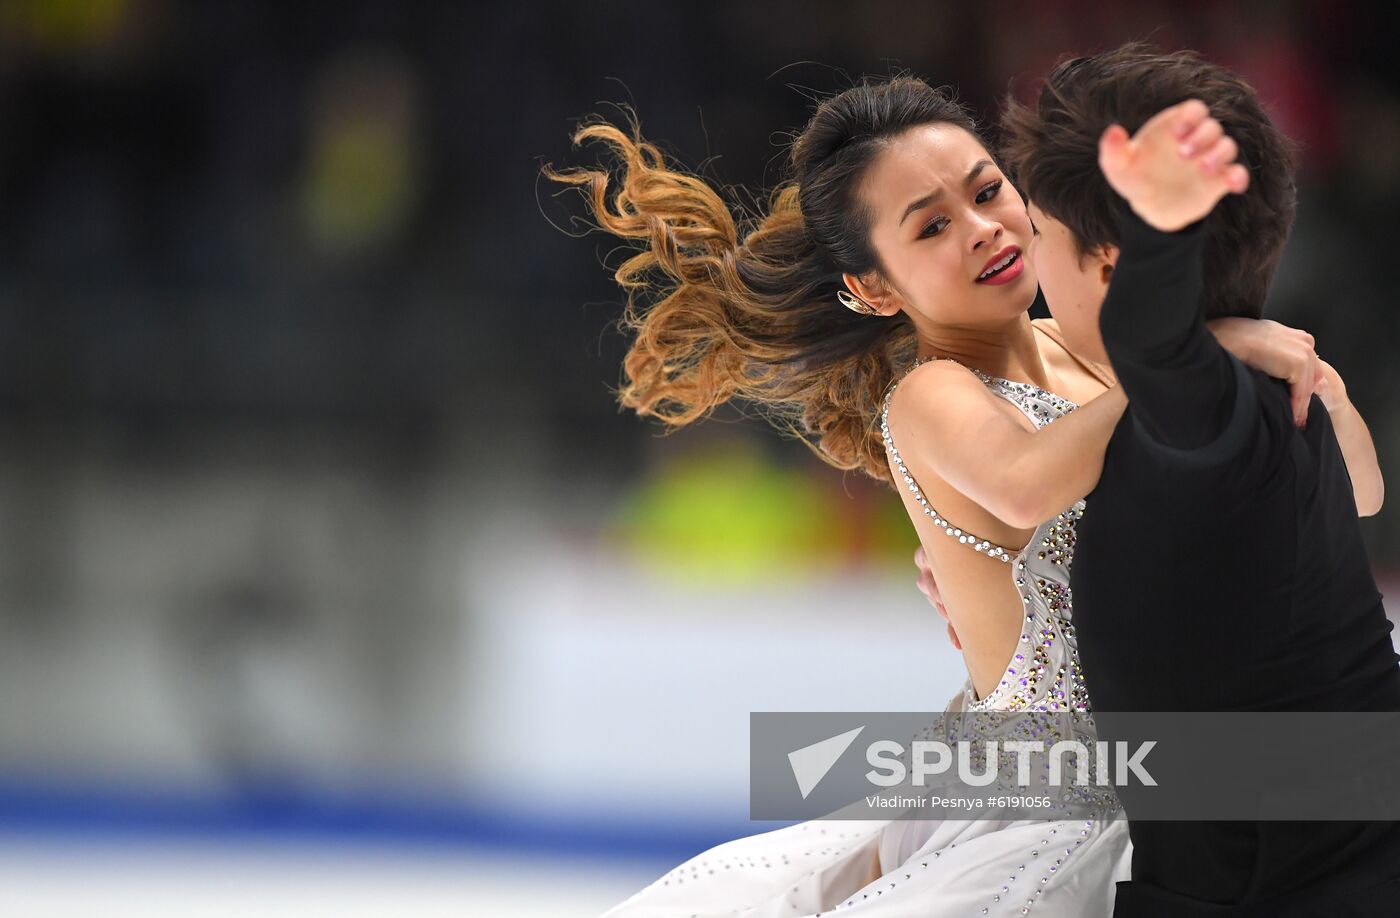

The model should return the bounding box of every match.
[542,76,981,487]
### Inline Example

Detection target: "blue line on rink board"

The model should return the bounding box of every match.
[0,777,797,864]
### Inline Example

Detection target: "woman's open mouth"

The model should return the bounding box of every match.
[975,247,1024,286]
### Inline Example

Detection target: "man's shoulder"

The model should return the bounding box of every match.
[1089,360,1289,514]
[1238,361,1305,440]
[1117,355,1279,473]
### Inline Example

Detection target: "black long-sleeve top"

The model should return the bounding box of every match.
[1069,200,1400,911]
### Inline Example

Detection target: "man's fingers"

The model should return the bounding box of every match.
[1135,98,1207,144]
[1177,99,1211,130]
[1223,162,1250,193]
[1101,123,1131,147]
[1199,135,1238,174]
[917,566,943,604]
[1098,123,1132,176]
[912,541,959,650]
[1180,116,1223,157]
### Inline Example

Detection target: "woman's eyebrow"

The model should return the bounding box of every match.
[898,159,996,226]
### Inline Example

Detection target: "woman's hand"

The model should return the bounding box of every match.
[1314,357,1348,413]
[914,545,960,651]
[1206,317,1321,428]
[1313,359,1383,515]
[1207,318,1382,515]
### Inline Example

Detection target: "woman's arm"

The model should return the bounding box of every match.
[889,361,1126,529]
[1207,317,1319,428]
[1207,317,1383,516]
[893,317,1373,532]
[1318,360,1384,516]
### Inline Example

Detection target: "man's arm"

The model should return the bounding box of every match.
[1096,100,1256,454]
[1098,205,1243,450]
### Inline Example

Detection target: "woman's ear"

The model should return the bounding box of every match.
[842,271,902,317]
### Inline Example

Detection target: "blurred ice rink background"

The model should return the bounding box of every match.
[1,1,1398,914]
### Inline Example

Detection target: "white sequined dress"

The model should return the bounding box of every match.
[600,358,1133,917]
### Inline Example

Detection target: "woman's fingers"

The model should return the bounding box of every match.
[1304,351,1316,419]
[1289,343,1320,428]
[1315,359,1340,411]
[1292,368,1312,428]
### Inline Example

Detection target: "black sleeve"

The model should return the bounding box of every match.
[1099,197,1259,461]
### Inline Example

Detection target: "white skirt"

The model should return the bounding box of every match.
[601,690,1133,918]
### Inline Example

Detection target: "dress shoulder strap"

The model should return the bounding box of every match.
[1031,319,1116,388]
[975,373,1080,430]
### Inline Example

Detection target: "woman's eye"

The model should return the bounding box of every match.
[919,217,949,238]
[975,180,1002,204]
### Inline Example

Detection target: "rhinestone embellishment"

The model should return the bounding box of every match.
[881,357,1096,721]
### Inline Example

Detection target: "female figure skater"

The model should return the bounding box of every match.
[544,72,1379,917]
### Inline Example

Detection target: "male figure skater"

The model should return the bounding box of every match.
[1002,46,1400,916]
[915,45,1400,914]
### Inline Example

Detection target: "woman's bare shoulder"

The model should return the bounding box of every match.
[887,359,998,431]
[891,358,985,401]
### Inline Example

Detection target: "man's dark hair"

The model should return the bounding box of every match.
[1000,42,1298,320]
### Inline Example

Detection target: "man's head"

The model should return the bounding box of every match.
[1000,43,1298,363]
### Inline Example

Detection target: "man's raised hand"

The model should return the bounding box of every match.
[1099,98,1250,232]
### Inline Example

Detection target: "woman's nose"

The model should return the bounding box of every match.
[968,216,1004,253]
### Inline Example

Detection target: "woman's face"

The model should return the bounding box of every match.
[851,123,1038,325]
